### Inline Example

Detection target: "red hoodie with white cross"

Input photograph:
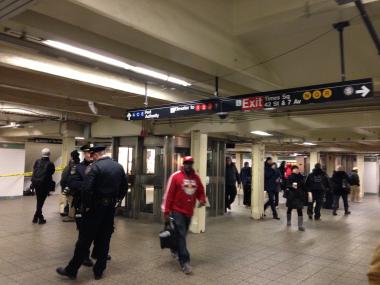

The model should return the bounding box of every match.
[162,167,206,217]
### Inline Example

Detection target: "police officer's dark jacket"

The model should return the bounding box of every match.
[83,156,127,204]
[67,159,91,194]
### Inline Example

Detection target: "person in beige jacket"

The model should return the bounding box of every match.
[368,242,380,284]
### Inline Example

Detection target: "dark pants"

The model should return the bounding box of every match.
[264,191,278,217]
[287,207,303,216]
[307,192,323,219]
[275,191,279,207]
[34,188,48,218]
[225,184,237,210]
[65,203,115,277]
[333,193,349,212]
[172,212,191,267]
[243,184,251,206]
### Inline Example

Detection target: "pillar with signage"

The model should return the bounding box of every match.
[356,155,365,200]
[189,131,207,233]
[309,151,320,173]
[326,154,336,176]
[251,144,265,220]
[61,137,75,167]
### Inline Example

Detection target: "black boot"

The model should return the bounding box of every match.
[32,216,38,224]
[38,216,46,224]
[298,216,305,231]
[82,258,94,267]
[56,267,76,280]
[287,213,291,226]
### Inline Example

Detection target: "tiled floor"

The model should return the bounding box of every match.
[0,194,377,284]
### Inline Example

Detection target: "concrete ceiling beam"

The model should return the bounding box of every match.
[19,0,281,91]
[0,86,125,120]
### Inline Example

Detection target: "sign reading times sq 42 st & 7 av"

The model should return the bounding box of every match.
[125,78,373,120]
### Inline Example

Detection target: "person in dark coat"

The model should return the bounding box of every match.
[272,163,282,207]
[264,157,280,219]
[61,150,81,223]
[305,163,330,220]
[240,162,252,207]
[331,165,351,216]
[350,167,360,203]
[32,148,56,224]
[57,145,127,280]
[225,157,241,212]
[279,161,286,191]
[285,165,306,231]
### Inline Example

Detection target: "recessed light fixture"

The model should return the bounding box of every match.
[251,131,273,136]
[302,142,317,146]
[43,40,191,87]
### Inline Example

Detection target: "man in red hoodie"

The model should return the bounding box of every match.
[162,156,206,274]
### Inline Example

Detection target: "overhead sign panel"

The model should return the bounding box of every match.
[125,98,219,121]
[221,78,373,112]
[125,78,373,120]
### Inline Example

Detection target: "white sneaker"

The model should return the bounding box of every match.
[182,262,192,274]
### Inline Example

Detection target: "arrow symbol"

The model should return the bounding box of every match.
[355,85,370,97]
[127,113,132,120]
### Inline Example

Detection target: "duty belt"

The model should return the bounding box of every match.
[95,197,116,206]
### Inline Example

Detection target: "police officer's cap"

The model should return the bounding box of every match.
[80,144,92,152]
[90,145,106,153]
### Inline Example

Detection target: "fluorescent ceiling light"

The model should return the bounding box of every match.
[42,40,191,87]
[0,122,20,128]
[4,56,146,95]
[302,142,317,146]
[251,131,273,136]
[75,137,85,140]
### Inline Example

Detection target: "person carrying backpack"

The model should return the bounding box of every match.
[31,148,55,224]
[331,165,351,216]
[305,163,330,220]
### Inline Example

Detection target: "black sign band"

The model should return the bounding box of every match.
[125,78,373,120]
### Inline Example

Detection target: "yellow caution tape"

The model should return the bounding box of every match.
[0,166,65,178]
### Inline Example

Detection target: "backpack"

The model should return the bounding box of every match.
[31,159,51,187]
[311,174,326,192]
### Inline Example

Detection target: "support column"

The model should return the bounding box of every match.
[251,143,265,220]
[326,154,336,177]
[356,155,365,199]
[271,153,278,163]
[189,131,207,233]
[235,153,242,170]
[61,137,75,167]
[309,151,320,173]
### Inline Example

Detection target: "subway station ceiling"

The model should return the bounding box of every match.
[0,0,379,150]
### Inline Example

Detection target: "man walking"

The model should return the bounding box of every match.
[56,145,127,280]
[225,157,241,212]
[331,165,351,216]
[264,157,280,220]
[162,156,206,274]
[305,163,330,220]
[350,167,360,202]
[31,148,55,224]
[240,162,252,207]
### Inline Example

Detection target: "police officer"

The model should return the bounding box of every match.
[57,145,127,280]
[66,145,94,267]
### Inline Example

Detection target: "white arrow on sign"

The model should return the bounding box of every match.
[127,113,132,120]
[355,85,370,97]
